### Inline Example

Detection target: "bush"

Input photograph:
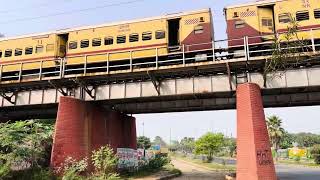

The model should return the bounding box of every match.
[91,146,120,180]
[6,168,56,180]
[58,157,88,180]
[147,155,170,170]
[310,145,320,164]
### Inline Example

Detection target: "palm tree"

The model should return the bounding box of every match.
[266,115,285,161]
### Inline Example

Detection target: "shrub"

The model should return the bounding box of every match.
[7,168,56,180]
[310,145,320,164]
[293,155,301,162]
[91,146,120,180]
[140,154,170,171]
[58,157,88,180]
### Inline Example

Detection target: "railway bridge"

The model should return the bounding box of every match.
[1,38,320,179]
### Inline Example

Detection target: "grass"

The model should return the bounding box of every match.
[121,163,181,179]
[172,153,236,172]
[278,159,320,168]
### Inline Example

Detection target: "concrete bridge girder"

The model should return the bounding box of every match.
[1,67,320,120]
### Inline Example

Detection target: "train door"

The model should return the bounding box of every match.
[168,18,181,49]
[257,6,275,35]
[57,34,69,58]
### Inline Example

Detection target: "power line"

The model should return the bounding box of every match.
[0,2,60,14]
[0,0,146,25]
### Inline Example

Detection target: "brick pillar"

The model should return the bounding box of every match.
[50,97,137,171]
[236,83,277,180]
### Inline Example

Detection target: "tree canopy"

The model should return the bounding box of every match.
[153,136,167,147]
[266,115,285,152]
[194,132,224,161]
[137,136,151,149]
[0,120,54,178]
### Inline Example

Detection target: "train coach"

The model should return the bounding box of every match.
[0,9,213,79]
[225,0,320,56]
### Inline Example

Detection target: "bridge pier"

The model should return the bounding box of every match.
[50,97,137,171]
[236,83,276,180]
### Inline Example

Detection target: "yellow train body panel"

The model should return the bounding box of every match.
[0,34,58,72]
[0,9,212,75]
[225,0,320,46]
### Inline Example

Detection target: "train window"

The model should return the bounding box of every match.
[25,47,33,55]
[194,25,204,34]
[235,20,245,29]
[81,40,90,48]
[92,38,102,47]
[15,49,22,56]
[296,11,309,21]
[117,35,126,44]
[5,50,12,57]
[69,41,77,49]
[262,18,273,27]
[0,51,2,58]
[46,44,54,52]
[129,33,139,42]
[233,12,239,18]
[315,9,320,19]
[279,13,291,23]
[105,37,113,45]
[142,32,152,41]
[199,17,205,22]
[36,46,44,53]
[156,31,165,39]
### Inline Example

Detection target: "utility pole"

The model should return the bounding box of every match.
[142,121,145,137]
[169,128,172,146]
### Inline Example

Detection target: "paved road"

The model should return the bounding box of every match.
[171,159,227,180]
[276,164,320,180]
[172,158,320,180]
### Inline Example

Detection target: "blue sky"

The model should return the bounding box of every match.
[1,0,320,142]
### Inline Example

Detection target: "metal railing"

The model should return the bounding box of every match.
[0,28,319,83]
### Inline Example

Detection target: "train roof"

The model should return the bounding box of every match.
[0,8,211,42]
[225,0,284,9]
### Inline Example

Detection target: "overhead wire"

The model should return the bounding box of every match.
[0,0,146,25]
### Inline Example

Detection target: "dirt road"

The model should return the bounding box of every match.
[171,158,227,180]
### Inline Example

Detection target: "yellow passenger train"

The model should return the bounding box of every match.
[225,0,320,51]
[0,0,320,82]
[0,9,213,77]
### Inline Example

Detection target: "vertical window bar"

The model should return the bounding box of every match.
[39,60,43,80]
[0,64,3,82]
[18,63,23,82]
[84,55,88,76]
[182,44,185,66]
[155,48,158,69]
[107,53,109,74]
[130,51,133,72]
[310,29,316,53]
[212,40,215,61]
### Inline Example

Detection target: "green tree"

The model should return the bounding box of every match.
[0,120,54,178]
[168,140,180,151]
[137,136,151,149]
[266,115,285,160]
[225,137,237,157]
[310,144,320,164]
[279,131,294,149]
[180,137,195,154]
[153,136,167,147]
[293,133,320,147]
[194,132,224,161]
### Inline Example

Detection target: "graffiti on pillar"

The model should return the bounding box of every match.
[117,148,139,170]
[117,148,156,171]
[256,149,272,166]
